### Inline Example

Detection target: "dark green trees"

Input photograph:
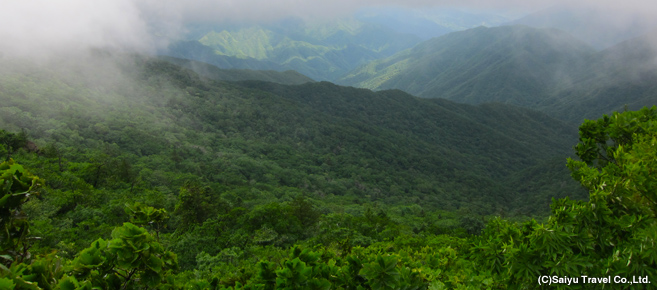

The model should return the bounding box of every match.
[0,159,43,268]
[0,131,27,161]
[474,106,657,288]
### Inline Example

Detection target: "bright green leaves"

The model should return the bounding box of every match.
[110,223,157,269]
[66,222,177,289]
[56,275,94,290]
[110,222,177,286]
[0,160,43,267]
[359,255,399,290]
[573,106,657,167]
[471,107,657,287]
[70,239,107,275]
[0,277,15,290]
[269,247,331,290]
[569,106,657,219]
[124,202,169,229]
[0,253,64,290]
[256,261,276,290]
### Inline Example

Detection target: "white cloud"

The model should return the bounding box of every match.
[0,0,151,59]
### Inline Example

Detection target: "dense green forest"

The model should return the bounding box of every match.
[338,25,595,106]
[158,56,314,85]
[0,53,653,288]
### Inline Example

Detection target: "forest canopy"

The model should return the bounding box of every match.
[0,106,654,289]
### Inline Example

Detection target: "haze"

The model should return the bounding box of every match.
[1,0,657,59]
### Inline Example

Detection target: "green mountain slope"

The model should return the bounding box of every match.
[338,25,595,106]
[158,56,314,85]
[165,40,286,71]
[165,18,422,81]
[340,25,657,124]
[0,53,580,215]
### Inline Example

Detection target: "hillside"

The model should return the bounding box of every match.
[164,18,422,81]
[340,25,657,124]
[164,40,287,71]
[158,56,314,84]
[0,52,580,216]
[338,25,595,107]
[4,51,653,289]
[2,2,657,287]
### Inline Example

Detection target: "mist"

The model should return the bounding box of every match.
[2,0,657,60]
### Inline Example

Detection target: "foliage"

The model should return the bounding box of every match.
[473,107,657,288]
[0,159,43,268]
[167,19,421,81]
[65,223,178,289]
[1,52,655,289]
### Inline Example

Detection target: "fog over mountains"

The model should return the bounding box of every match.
[1,1,657,288]
[0,1,655,212]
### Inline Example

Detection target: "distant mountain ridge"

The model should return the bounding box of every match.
[158,56,314,85]
[164,18,422,81]
[338,25,595,107]
[339,25,657,123]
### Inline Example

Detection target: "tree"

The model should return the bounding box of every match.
[474,107,657,287]
[63,222,178,289]
[0,159,43,267]
[0,130,27,161]
[174,181,213,232]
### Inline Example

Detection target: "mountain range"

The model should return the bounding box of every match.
[338,25,657,123]
[163,8,511,82]
[0,53,582,215]
[165,18,422,81]
[3,7,655,216]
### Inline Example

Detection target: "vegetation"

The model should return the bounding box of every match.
[0,103,654,288]
[338,25,657,124]
[338,25,595,106]
[166,18,421,81]
[2,53,652,288]
[158,56,314,85]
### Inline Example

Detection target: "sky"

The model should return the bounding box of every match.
[1,0,656,59]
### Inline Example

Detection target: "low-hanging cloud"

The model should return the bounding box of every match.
[0,0,153,59]
[2,0,657,59]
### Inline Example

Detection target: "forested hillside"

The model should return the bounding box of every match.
[338,25,595,106]
[3,0,657,288]
[1,74,655,287]
[339,25,657,124]
[0,51,606,286]
[164,18,422,81]
[0,52,582,214]
[158,56,314,85]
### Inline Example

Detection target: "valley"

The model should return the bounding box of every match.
[1,2,656,289]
